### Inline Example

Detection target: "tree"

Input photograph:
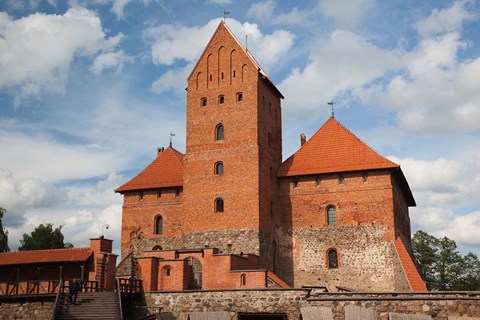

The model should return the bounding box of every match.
[19,223,73,251]
[0,207,9,252]
[412,230,480,291]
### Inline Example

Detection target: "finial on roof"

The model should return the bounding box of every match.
[223,10,230,22]
[327,101,335,118]
[169,132,176,148]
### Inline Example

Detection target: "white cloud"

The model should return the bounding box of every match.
[151,63,193,94]
[279,30,401,117]
[205,0,232,4]
[247,1,276,21]
[91,50,134,75]
[0,8,124,104]
[319,0,376,28]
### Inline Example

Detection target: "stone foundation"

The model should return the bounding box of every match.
[0,296,55,320]
[123,290,480,320]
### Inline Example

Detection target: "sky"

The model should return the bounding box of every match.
[0,0,479,258]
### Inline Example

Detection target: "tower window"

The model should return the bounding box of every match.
[339,175,345,184]
[152,245,163,251]
[155,215,163,235]
[221,72,224,79]
[215,198,224,213]
[216,124,224,141]
[237,92,243,102]
[233,70,236,77]
[214,162,224,175]
[209,74,212,81]
[139,191,144,200]
[363,172,368,183]
[293,178,298,188]
[157,190,162,198]
[328,249,338,269]
[327,206,336,225]
[315,176,321,187]
[219,95,225,104]
[240,274,246,286]
[201,97,207,107]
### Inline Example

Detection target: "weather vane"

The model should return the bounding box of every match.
[223,10,230,21]
[327,101,335,118]
[169,132,176,147]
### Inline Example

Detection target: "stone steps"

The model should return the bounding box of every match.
[54,292,121,320]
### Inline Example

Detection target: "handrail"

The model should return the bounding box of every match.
[50,279,63,320]
[116,278,124,320]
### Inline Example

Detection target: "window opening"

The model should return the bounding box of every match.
[175,189,180,197]
[240,274,246,286]
[219,95,225,104]
[216,124,224,141]
[363,172,368,183]
[201,97,207,107]
[155,216,163,235]
[221,72,224,79]
[152,245,163,251]
[327,206,336,225]
[233,70,236,77]
[209,74,212,81]
[315,176,321,187]
[215,198,224,213]
[293,178,298,188]
[339,175,345,184]
[237,92,243,102]
[157,190,162,198]
[139,191,144,200]
[328,249,338,269]
[215,162,224,175]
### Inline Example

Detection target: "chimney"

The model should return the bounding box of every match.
[300,133,306,146]
[157,147,165,155]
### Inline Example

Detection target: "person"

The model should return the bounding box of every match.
[68,278,81,305]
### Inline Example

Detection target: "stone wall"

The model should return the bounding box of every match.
[125,289,480,320]
[0,297,55,320]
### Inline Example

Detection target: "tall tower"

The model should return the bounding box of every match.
[182,21,283,267]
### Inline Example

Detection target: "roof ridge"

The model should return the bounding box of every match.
[4,247,91,254]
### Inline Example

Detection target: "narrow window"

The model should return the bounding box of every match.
[209,74,212,81]
[215,162,224,175]
[155,216,163,235]
[327,206,336,225]
[215,198,224,213]
[328,249,338,269]
[237,92,243,102]
[216,124,224,141]
[175,189,180,197]
[201,97,207,107]
[338,175,345,184]
[240,274,246,286]
[157,190,162,198]
[219,95,225,104]
[315,176,321,187]
[221,72,224,79]
[166,268,171,276]
[293,178,298,188]
[139,191,144,200]
[233,70,236,77]
[363,172,368,183]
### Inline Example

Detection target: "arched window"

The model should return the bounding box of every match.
[214,162,224,175]
[328,249,338,269]
[155,215,163,234]
[201,97,207,107]
[216,124,224,141]
[152,245,163,251]
[215,198,224,213]
[218,95,225,104]
[240,274,246,286]
[327,206,336,225]
[237,92,243,102]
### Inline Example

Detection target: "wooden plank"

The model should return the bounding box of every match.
[345,305,379,320]
[300,306,334,320]
[188,311,231,320]
[389,313,432,320]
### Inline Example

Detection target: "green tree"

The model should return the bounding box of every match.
[412,230,438,287]
[0,207,9,252]
[412,230,480,291]
[19,223,73,251]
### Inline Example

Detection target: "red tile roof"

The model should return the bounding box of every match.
[394,237,428,292]
[0,248,92,266]
[278,117,399,177]
[115,147,184,193]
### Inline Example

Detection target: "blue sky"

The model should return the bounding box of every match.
[0,0,479,257]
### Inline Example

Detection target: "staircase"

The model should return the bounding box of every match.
[54,291,121,320]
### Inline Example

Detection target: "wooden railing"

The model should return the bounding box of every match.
[0,280,100,296]
[117,278,142,293]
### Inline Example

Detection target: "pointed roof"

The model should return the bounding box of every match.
[115,147,184,193]
[0,248,93,266]
[279,117,416,206]
[188,20,283,99]
[279,117,399,177]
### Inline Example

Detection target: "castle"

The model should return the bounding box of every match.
[115,21,426,292]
